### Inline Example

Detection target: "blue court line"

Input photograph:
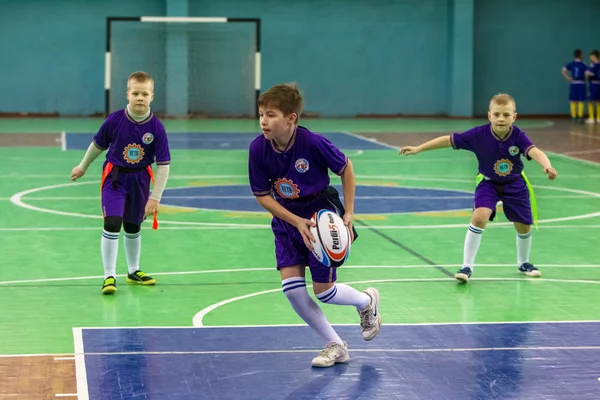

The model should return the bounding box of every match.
[63,132,391,151]
[77,323,600,400]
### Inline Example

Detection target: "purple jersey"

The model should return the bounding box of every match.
[248,126,348,206]
[93,109,171,168]
[451,124,535,182]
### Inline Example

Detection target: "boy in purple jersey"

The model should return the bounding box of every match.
[248,83,382,368]
[585,50,600,123]
[71,71,171,294]
[400,94,558,283]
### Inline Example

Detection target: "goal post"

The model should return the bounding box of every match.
[105,16,261,118]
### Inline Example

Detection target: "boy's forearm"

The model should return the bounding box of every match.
[340,160,355,215]
[78,142,104,171]
[529,148,552,169]
[419,135,452,152]
[150,164,170,201]
[256,195,300,225]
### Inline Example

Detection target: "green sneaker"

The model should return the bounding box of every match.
[126,270,156,285]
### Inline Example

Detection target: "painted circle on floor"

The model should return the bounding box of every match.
[161,185,473,214]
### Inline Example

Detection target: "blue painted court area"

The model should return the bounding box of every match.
[162,184,474,214]
[64,132,390,150]
[77,322,600,400]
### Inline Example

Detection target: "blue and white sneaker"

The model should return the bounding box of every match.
[518,263,541,277]
[455,267,472,283]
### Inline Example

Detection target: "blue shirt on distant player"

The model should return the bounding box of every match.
[564,60,588,82]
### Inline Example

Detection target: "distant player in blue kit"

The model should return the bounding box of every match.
[71,71,171,294]
[562,49,588,122]
[585,50,600,123]
[248,83,382,367]
[399,94,558,283]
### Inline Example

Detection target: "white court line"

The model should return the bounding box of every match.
[74,320,600,330]
[192,277,600,327]
[2,264,600,287]
[56,394,77,398]
[546,150,600,167]
[54,356,75,361]
[72,328,88,400]
[37,346,600,357]
[341,130,398,150]
[4,194,596,201]
[10,179,600,227]
[567,131,600,141]
[563,148,600,156]
[2,224,600,232]
[60,131,66,152]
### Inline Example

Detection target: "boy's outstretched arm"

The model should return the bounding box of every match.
[399,135,451,156]
[528,148,558,180]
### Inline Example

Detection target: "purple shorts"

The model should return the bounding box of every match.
[101,169,151,225]
[272,214,337,283]
[474,178,532,225]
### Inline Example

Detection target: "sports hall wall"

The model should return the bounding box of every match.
[0,0,598,118]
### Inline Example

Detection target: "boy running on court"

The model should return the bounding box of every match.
[399,94,557,283]
[71,71,171,294]
[248,83,381,368]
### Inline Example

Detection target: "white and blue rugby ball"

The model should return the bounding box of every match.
[309,209,351,268]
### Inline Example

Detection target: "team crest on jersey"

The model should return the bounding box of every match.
[142,132,154,144]
[274,178,300,199]
[295,158,309,173]
[494,159,513,177]
[123,143,145,164]
[508,146,520,156]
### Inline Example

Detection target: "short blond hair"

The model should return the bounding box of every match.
[127,71,154,90]
[257,83,303,118]
[489,93,516,112]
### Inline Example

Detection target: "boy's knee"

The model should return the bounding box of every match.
[123,222,141,234]
[103,216,122,233]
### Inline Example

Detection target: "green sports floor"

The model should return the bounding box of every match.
[1,117,599,399]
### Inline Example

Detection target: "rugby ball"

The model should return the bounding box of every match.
[309,209,351,268]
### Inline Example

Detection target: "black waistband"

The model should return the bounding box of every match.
[113,165,146,173]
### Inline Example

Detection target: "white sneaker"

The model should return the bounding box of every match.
[585,118,596,124]
[311,341,350,368]
[358,288,382,341]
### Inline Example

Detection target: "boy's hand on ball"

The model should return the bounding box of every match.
[295,217,316,250]
[342,213,354,242]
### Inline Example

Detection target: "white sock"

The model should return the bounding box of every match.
[124,231,141,274]
[316,284,370,311]
[101,230,119,279]
[282,277,343,345]
[516,231,532,266]
[463,224,484,270]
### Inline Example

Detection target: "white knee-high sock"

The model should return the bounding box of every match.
[516,231,532,266]
[282,277,343,345]
[101,230,119,279]
[123,231,141,274]
[463,224,484,270]
[315,284,370,311]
